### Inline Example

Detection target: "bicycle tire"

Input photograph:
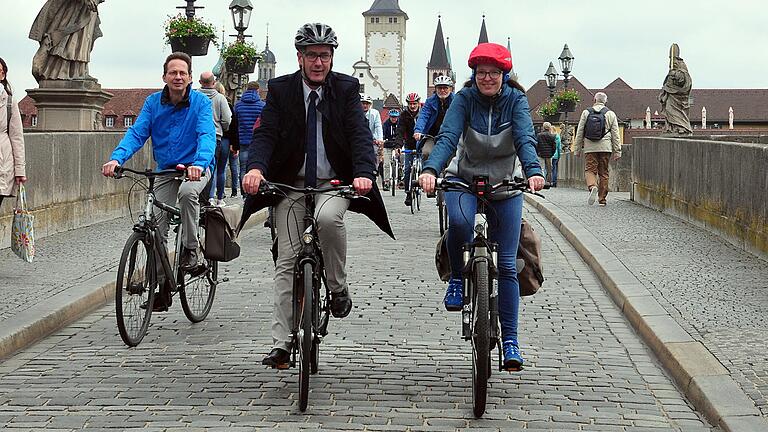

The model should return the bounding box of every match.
[179,258,217,323]
[416,187,421,211]
[116,232,156,347]
[310,285,321,375]
[472,260,491,418]
[298,262,313,412]
[390,160,397,197]
[409,165,417,214]
[438,191,448,235]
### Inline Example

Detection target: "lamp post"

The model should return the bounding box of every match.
[545,62,558,98]
[228,0,254,98]
[177,0,202,19]
[557,44,574,152]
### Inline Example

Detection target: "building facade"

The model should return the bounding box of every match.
[362,0,408,105]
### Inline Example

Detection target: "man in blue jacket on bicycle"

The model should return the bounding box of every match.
[102,52,216,311]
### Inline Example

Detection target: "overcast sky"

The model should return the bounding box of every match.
[2,0,766,100]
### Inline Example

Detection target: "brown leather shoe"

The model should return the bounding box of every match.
[262,348,290,369]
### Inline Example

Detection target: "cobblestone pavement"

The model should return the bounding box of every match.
[538,187,768,418]
[0,216,132,322]
[0,191,715,431]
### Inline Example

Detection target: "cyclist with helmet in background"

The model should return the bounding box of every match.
[240,23,394,369]
[414,74,455,160]
[400,92,421,205]
[360,93,384,180]
[381,109,401,191]
[418,43,544,371]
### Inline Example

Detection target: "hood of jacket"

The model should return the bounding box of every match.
[240,89,261,104]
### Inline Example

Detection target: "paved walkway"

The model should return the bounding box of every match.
[0,191,714,430]
[532,187,768,420]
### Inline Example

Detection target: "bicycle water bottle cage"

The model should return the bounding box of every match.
[472,175,491,197]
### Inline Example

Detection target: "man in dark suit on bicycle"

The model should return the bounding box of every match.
[240,23,394,368]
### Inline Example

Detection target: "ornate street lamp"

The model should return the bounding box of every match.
[229,0,254,42]
[558,44,574,88]
[545,62,558,98]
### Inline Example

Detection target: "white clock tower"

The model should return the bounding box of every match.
[362,0,408,104]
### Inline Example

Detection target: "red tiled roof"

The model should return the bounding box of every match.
[527,78,768,124]
[18,88,159,128]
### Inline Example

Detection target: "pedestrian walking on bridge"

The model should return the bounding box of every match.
[574,92,621,206]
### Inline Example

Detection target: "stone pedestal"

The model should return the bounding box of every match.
[26,80,113,131]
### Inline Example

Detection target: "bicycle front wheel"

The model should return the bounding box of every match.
[390,160,397,197]
[179,257,217,323]
[298,262,313,412]
[116,232,156,347]
[471,260,491,418]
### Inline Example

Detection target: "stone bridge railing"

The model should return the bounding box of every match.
[0,132,151,249]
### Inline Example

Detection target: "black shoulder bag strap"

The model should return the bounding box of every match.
[5,97,11,134]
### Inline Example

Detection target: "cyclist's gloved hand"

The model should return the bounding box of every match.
[187,165,203,181]
[353,177,372,196]
[242,168,264,195]
[419,171,437,195]
[102,160,119,177]
[528,175,545,192]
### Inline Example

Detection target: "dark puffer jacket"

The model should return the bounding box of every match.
[536,132,557,158]
[234,89,265,147]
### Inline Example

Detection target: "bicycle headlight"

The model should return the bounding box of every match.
[302,233,314,244]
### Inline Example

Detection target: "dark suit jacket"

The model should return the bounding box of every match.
[240,70,394,238]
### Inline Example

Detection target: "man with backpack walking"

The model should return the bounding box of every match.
[574,92,621,206]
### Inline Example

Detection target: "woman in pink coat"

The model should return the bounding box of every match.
[0,57,27,208]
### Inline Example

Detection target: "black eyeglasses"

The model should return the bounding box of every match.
[476,70,502,79]
[304,52,333,63]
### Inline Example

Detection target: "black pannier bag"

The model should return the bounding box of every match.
[203,206,241,262]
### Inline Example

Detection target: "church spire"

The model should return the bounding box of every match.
[428,15,449,69]
[478,15,488,44]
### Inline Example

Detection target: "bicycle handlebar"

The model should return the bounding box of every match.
[113,165,205,180]
[427,177,549,198]
[258,181,370,202]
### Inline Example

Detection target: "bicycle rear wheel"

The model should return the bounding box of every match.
[298,262,313,412]
[116,232,156,347]
[471,260,491,418]
[390,160,397,197]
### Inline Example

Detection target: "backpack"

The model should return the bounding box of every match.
[583,107,609,141]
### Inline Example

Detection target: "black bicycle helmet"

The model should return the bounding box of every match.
[294,23,339,50]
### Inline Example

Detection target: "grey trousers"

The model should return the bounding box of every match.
[154,170,210,250]
[272,179,350,351]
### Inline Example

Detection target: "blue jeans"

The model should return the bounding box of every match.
[445,190,523,342]
[551,157,559,185]
[238,146,250,194]
[210,138,229,200]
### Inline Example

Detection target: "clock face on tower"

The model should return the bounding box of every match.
[374,48,392,65]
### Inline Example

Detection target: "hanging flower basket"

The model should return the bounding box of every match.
[223,41,262,74]
[543,113,562,123]
[554,89,580,113]
[537,100,561,122]
[170,35,211,56]
[164,14,218,57]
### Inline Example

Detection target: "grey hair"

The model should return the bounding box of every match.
[595,92,608,103]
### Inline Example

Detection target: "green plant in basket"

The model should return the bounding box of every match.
[222,41,262,66]
[537,100,560,116]
[554,88,580,103]
[164,14,218,46]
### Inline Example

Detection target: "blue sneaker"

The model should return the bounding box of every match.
[444,278,463,311]
[502,340,524,371]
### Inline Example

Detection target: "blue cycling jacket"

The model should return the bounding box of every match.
[111,85,216,171]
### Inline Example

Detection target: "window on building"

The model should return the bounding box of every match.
[31,115,38,127]
[106,116,115,128]
[359,73,364,78]
[374,17,379,23]
[124,116,134,128]
[370,17,374,23]
[360,84,365,93]
[389,17,393,23]
[394,17,398,23]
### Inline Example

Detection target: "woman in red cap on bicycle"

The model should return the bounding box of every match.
[419,43,545,371]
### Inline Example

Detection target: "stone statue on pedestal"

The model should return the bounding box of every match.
[29,0,105,83]
[658,43,693,136]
